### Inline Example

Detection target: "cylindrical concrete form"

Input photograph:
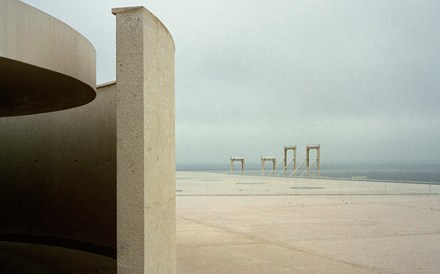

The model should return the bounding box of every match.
[0,0,96,116]
[0,3,176,272]
[0,83,116,272]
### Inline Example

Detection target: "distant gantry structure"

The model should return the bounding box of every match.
[230,157,245,174]
[231,144,320,177]
[283,146,297,175]
[306,144,321,176]
[261,156,276,175]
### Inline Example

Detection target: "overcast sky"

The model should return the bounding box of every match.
[22,0,440,166]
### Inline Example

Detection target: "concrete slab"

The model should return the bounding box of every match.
[176,172,440,273]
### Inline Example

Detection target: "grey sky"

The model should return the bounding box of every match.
[21,0,440,166]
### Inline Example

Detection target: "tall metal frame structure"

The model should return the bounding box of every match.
[230,157,245,175]
[261,156,276,175]
[283,146,297,175]
[306,144,320,176]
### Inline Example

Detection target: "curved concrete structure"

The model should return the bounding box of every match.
[0,83,116,271]
[0,0,96,116]
[0,4,176,273]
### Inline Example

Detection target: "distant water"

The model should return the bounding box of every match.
[177,162,440,184]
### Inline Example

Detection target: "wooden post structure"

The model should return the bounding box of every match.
[261,156,276,176]
[306,144,320,176]
[284,146,297,176]
[230,157,245,175]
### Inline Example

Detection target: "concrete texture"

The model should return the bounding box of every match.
[0,83,116,270]
[176,172,440,274]
[0,0,96,116]
[114,6,176,274]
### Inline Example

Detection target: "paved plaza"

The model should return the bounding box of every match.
[176,172,440,273]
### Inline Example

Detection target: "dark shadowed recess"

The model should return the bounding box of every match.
[0,57,96,117]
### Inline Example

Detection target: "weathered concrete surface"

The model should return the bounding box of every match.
[176,172,440,273]
[114,6,175,274]
[0,0,96,116]
[0,83,116,271]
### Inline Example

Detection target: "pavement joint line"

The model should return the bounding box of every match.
[290,231,440,242]
[181,216,382,272]
[177,243,264,248]
[275,209,383,225]
[379,202,440,211]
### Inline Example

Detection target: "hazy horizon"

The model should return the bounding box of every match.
[22,0,440,166]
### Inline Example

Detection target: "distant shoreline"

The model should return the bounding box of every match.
[176,163,440,184]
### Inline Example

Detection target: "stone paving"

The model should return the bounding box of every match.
[176,172,440,273]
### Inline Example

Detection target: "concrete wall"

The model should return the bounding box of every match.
[1,4,176,273]
[0,83,116,257]
[0,0,96,116]
[0,0,96,90]
[114,7,176,274]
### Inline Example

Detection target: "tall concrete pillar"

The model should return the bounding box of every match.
[113,7,175,274]
[317,147,321,177]
[306,147,310,176]
[293,148,297,175]
[283,148,287,176]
